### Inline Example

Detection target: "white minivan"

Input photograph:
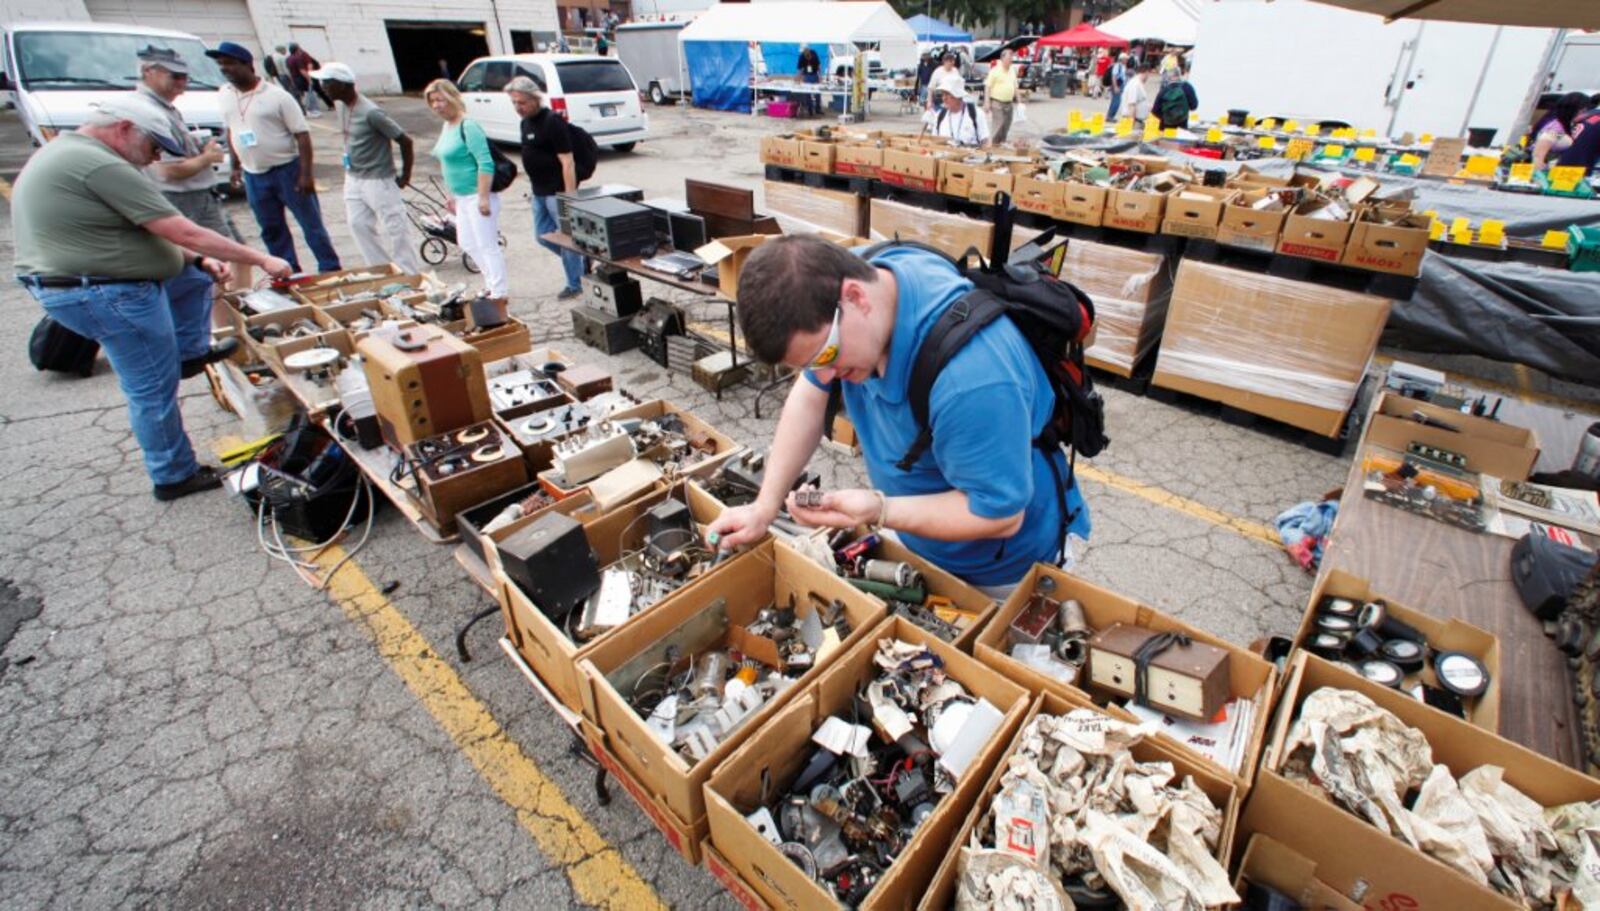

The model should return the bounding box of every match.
[455,54,649,151]
[1,22,231,185]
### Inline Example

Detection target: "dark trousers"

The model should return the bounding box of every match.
[241,159,340,274]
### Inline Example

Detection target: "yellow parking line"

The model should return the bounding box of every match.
[1077,463,1284,549]
[315,546,667,910]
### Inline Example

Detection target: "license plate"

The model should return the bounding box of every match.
[597,104,618,117]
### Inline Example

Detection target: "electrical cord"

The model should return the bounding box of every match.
[253,407,377,589]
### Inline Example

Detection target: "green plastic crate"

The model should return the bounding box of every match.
[1537,169,1596,198]
[1567,225,1600,272]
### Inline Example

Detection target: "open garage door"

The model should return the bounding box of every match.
[85,0,262,58]
[385,21,491,91]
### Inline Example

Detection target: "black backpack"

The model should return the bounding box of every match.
[844,239,1110,556]
[29,315,98,377]
[462,122,518,192]
[1157,83,1191,129]
[568,123,600,182]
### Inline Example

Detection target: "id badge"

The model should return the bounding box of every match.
[239,129,258,148]
[342,153,352,170]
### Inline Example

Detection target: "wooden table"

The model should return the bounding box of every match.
[1321,388,1599,768]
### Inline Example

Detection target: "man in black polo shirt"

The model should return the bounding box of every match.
[506,75,585,299]
[1557,106,1600,175]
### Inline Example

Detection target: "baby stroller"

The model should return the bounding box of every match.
[405,177,506,274]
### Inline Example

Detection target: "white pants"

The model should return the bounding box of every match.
[344,174,422,274]
[453,193,508,298]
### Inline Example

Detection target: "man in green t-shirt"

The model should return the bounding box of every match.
[11,94,291,501]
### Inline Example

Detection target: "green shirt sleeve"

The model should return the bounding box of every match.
[463,119,495,175]
[83,162,180,225]
[368,106,405,142]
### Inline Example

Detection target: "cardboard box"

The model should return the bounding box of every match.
[583,725,707,864]
[1216,188,1289,252]
[1161,186,1238,240]
[938,158,978,198]
[494,482,722,712]
[1341,205,1432,276]
[579,538,886,827]
[1296,569,1502,732]
[880,147,944,192]
[1364,391,1540,480]
[440,316,532,364]
[705,615,1028,911]
[834,142,884,178]
[798,139,835,175]
[270,330,356,412]
[696,234,778,300]
[535,398,741,500]
[1152,261,1390,437]
[1059,182,1108,226]
[704,842,773,911]
[968,165,1018,204]
[243,305,329,364]
[919,690,1241,911]
[974,563,1276,791]
[870,198,993,259]
[829,525,998,651]
[763,181,868,238]
[289,266,421,307]
[1058,239,1172,377]
[1242,651,1600,911]
[1277,199,1354,263]
[759,134,802,169]
[1103,187,1166,233]
[1232,835,1362,911]
[1011,173,1063,217]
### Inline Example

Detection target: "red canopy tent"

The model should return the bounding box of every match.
[1036,22,1130,48]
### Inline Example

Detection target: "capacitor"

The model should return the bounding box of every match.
[837,534,881,566]
[1358,659,1405,688]
[690,652,729,702]
[862,559,922,590]
[1058,598,1087,636]
[1433,651,1490,698]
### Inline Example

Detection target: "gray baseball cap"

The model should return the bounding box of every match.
[137,45,190,75]
[89,94,186,156]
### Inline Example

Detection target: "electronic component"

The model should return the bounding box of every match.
[552,421,636,485]
[404,422,529,533]
[581,273,643,318]
[488,369,567,417]
[570,305,640,355]
[567,197,658,260]
[1407,441,1467,469]
[357,325,490,449]
[646,499,694,558]
[556,183,645,234]
[1512,533,1598,622]
[576,567,637,641]
[1358,658,1405,688]
[556,363,614,400]
[1087,624,1231,723]
[508,401,595,449]
[1432,651,1490,698]
[282,346,344,385]
[629,298,685,369]
[1378,637,1426,672]
[498,511,601,622]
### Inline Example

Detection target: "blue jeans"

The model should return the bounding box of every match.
[1107,88,1123,121]
[533,194,584,292]
[161,264,215,361]
[242,159,340,274]
[24,279,198,485]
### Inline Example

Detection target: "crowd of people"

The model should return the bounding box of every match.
[1523,91,1600,174]
[9,40,595,503]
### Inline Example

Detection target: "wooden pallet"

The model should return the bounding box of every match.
[1087,344,1159,396]
[761,164,870,195]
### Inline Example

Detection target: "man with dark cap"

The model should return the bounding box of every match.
[10,94,291,501]
[210,41,340,275]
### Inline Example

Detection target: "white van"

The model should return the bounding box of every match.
[1,22,229,184]
[456,53,649,151]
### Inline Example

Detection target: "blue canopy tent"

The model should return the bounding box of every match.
[679,2,919,113]
[905,14,971,42]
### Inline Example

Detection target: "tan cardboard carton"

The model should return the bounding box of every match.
[579,538,886,828]
[1216,188,1289,252]
[759,134,802,168]
[1365,391,1540,480]
[968,164,1022,204]
[1161,186,1238,240]
[1295,569,1502,732]
[798,139,836,175]
[1232,835,1362,911]
[1056,239,1172,377]
[919,690,1240,910]
[1277,198,1355,262]
[705,615,1028,911]
[870,198,993,259]
[1341,204,1432,276]
[1152,261,1390,437]
[1103,186,1166,233]
[763,180,868,238]
[1242,651,1600,911]
[1011,173,1063,216]
[974,563,1276,791]
[938,158,978,198]
[881,147,944,191]
[835,142,884,178]
[696,233,778,300]
[1059,182,1108,226]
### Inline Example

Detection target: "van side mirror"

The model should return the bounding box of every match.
[0,72,11,92]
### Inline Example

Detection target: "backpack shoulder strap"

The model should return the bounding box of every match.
[966,102,978,138]
[897,290,1009,471]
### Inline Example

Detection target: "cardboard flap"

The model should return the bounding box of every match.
[694,234,771,266]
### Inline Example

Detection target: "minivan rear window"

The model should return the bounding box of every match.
[555,61,635,94]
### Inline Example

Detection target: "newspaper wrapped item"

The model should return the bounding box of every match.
[953,847,1074,911]
[960,709,1237,910]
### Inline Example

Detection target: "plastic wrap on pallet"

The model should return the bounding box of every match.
[1086,293,1171,372]
[869,198,993,259]
[762,181,866,238]
[1058,240,1173,373]
[1155,261,1391,412]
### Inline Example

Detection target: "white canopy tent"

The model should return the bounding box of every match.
[1100,0,1203,45]
[678,1,920,69]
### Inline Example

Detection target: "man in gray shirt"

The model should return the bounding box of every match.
[311,62,422,272]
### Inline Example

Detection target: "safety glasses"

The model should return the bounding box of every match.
[804,307,843,370]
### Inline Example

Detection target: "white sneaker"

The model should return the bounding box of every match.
[307,110,323,118]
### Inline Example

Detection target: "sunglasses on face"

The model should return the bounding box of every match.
[805,307,843,370]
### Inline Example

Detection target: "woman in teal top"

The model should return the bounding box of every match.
[425,78,508,314]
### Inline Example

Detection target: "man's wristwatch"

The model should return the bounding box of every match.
[189,255,207,270]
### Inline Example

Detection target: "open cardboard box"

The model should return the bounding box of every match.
[1059,182,1109,227]
[1103,186,1166,233]
[1341,204,1432,277]
[436,316,533,364]
[798,139,836,175]
[1215,188,1288,252]
[704,841,775,911]
[1365,391,1540,480]
[918,689,1240,911]
[288,264,416,306]
[1011,172,1062,217]
[826,526,998,651]
[968,163,1029,205]
[1295,569,1502,733]
[760,134,803,169]
[881,147,946,192]
[974,563,1276,791]
[242,305,326,364]
[938,158,978,198]
[1161,186,1238,240]
[835,142,884,178]
[1242,651,1600,911]
[535,399,742,501]
[579,538,887,838]
[1231,834,1361,911]
[697,234,778,300]
[493,481,724,713]
[704,615,1028,911]
[1277,198,1354,263]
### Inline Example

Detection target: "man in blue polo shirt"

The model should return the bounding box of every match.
[706,236,1090,595]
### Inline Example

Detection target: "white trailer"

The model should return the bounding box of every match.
[1188,0,1566,144]
[616,20,689,105]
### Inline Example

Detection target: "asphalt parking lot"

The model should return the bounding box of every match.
[1,93,1596,909]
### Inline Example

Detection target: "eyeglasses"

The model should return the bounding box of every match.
[804,307,843,370]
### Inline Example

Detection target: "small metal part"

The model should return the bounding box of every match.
[1346,627,1385,659]
[1320,596,1359,618]
[1356,600,1386,630]
[1433,651,1490,698]
[1307,631,1349,660]
[1315,613,1356,634]
[862,559,921,590]
[779,842,819,880]
[1379,638,1426,673]
[1359,659,1405,688]
[690,652,729,702]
